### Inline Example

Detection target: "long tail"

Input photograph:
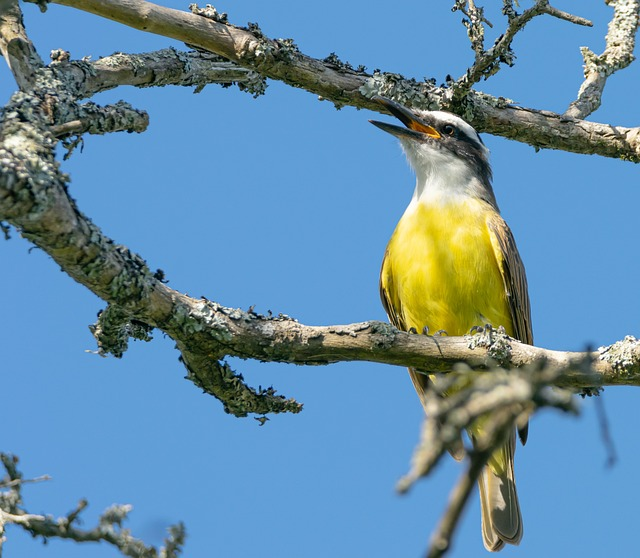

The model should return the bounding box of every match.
[477,430,522,552]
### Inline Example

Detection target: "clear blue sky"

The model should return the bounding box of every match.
[2,2,640,557]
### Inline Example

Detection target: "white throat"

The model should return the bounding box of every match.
[400,140,490,205]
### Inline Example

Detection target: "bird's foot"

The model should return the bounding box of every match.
[422,326,447,336]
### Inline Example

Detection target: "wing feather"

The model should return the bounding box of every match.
[485,214,533,346]
[379,249,405,331]
[486,213,533,444]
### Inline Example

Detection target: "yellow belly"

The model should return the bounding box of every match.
[381,198,513,336]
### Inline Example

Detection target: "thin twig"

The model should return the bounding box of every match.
[0,475,51,489]
[427,453,488,558]
[452,0,492,57]
[426,415,513,558]
[594,395,618,468]
[454,0,592,97]
[544,4,593,27]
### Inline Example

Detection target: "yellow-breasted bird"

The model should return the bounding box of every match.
[370,97,533,551]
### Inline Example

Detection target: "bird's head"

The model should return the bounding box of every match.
[370,97,494,203]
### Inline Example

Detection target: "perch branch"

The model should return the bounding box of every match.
[2,75,640,413]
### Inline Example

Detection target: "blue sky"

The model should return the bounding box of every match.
[2,2,640,557]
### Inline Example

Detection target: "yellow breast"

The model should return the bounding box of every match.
[381,197,513,336]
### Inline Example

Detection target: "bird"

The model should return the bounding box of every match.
[370,96,533,551]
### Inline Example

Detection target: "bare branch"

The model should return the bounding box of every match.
[27,0,640,162]
[454,1,592,96]
[0,0,43,89]
[427,450,488,558]
[50,100,149,137]
[0,475,51,489]
[565,0,640,119]
[0,453,185,557]
[543,4,593,27]
[425,406,521,558]
[593,394,618,467]
[50,48,266,99]
[452,0,492,59]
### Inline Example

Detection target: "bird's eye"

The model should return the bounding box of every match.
[442,124,456,136]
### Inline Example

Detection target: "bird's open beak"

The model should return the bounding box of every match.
[369,96,441,141]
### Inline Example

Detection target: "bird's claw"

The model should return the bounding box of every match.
[421,326,447,336]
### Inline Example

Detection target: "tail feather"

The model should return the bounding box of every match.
[478,430,522,552]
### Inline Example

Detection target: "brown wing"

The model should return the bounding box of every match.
[379,248,406,331]
[485,214,533,346]
[486,213,533,444]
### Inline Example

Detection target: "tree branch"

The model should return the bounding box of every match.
[50,47,266,99]
[0,0,43,90]
[453,1,592,97]
[0,454,185,558]
[27,0,640,162]
[565,0,640,119]
[49,99,149,138]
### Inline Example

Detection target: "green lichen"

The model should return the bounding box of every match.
[466,324,513,365]
[189,4,228,24]
[360,72,444,111]
[599,335,640,377]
